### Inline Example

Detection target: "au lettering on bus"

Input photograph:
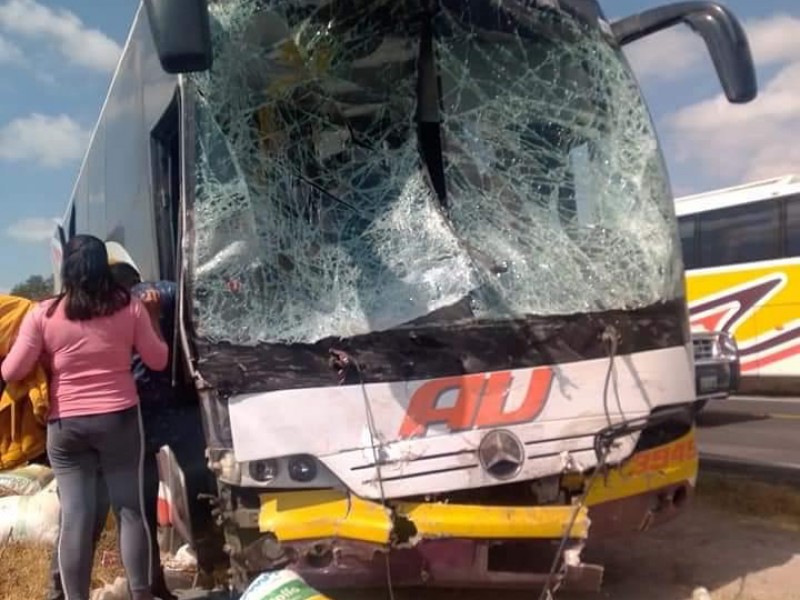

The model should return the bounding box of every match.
[398,367,554,439]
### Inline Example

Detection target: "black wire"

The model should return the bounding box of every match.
[536,446,611,600]
[332,349,397,600]
[537,326,619,600]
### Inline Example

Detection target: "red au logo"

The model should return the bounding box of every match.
[398,367,554,439]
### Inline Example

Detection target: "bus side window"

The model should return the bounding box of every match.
[785,195,800,257]
[678,216,698,269]
[698,200,781,268]
[150,96,181,281]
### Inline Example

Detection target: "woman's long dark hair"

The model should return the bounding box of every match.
[46,235,131,321]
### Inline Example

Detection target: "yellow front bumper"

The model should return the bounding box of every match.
[258,490,588,544]
[257,428,698,545]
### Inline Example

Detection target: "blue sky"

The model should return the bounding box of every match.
[0,0,798,291]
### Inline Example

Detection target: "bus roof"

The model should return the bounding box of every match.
[674,174,800,217]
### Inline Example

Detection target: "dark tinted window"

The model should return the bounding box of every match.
[678,217,698,269]
[68,205,76,238]
[150,97,180,280]
[786,195,800,257]
[698,200,780,268]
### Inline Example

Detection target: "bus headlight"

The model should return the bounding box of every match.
[288,455,318,483]
[248,458,279,483]
[716,332,738,359]
[239,454,337,488]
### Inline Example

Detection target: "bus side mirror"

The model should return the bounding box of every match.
[611,1,757,104]
[57,224,67,250]
[144,0,213,74]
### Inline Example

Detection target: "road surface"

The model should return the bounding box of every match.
[697,395,800,471]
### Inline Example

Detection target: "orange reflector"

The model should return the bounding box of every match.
[157,481,171,527]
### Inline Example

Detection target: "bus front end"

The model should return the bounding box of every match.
[153,0,755,592]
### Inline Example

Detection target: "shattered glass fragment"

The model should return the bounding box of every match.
[189,0,681,346]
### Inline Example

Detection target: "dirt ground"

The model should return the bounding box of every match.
[0,514,122,600]
[569,501,800,600]
[345,476,800,600]
[2,473,800,600]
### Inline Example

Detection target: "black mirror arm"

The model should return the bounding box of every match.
[611,1,726,45]
[683,10,753,103]
[57,225,67,251]
[612,1,757,104]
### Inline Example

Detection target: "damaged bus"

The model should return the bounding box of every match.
[51,0,756,594]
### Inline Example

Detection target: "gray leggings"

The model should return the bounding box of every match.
[47,406,152,600]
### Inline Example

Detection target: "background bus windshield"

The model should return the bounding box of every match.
[189,0,682,346]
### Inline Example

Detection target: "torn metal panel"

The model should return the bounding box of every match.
[581,427,698,506]
[586,481,692,537]
[237,536,603,591]
[257,489,393,544]
[571,427,698,537]
[256,489,588,543]
[194,298,688,393]
[189,0,680,347]
[235,534,603,590]
[393,501,589,540]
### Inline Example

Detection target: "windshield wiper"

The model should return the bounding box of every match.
[417,12,447,208]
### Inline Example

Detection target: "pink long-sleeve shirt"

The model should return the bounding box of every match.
[0,296,168,420]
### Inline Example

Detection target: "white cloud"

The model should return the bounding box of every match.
[5,216,58,243]
[746,14,800,67]
[624,27,704,82]
[0,32,21,63]
[656,15,800,185]
[626,13,800,80]
[0,113,91,168]
[0,0,121,73]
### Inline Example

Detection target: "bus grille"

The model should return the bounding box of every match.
[693,337,714,361]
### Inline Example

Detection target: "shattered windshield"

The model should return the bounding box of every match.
[189,0,682,346]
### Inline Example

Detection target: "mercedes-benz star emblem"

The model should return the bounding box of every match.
[478,429,525,480]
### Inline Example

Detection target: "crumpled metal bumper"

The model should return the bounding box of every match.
[257,491,589,543]
[233,428,698,591]
[579,427,699,537]
[234,489,600,591]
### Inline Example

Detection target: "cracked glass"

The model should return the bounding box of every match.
[189,0,682,346]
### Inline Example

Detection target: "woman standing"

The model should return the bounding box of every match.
[0,235,167,600]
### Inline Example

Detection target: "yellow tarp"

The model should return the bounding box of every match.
[0,295,49,470]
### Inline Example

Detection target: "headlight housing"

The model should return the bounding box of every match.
[716,332,738,359]
[239,454,339,488]
[248,458,279,483]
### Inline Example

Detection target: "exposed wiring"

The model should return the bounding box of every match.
[600,325,619,430]
[536,444,611,600]
[329,326,669,600]
[330,349,397,600]
[538,325,695,599]
[537,325,620,600]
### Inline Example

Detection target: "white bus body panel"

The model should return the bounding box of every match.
[54,2,177,281]
[675,174,800,217]
[228,345,694,499]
